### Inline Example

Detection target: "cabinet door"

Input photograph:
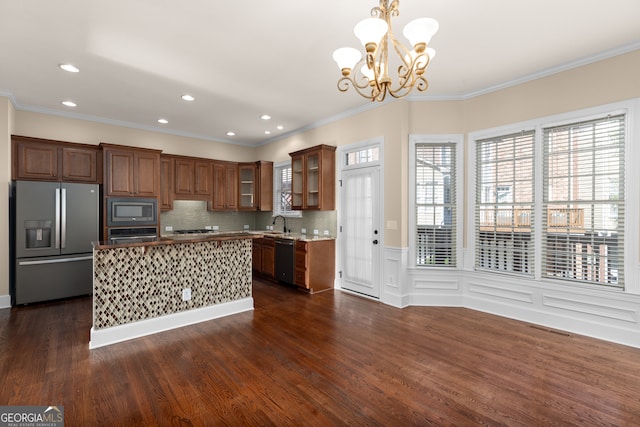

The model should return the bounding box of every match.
[262,241,275,278]
[238,163,256,210]
[252,240,262,272]
[306,152,320,208]
[257,161,273,211]
[105,149,135,196]
[134,151,160,197]
[174,158,194,195]
[212,162,226,210]
[213,162,238,210]
[160,157,173,211]
[193,160,213,197]
[225,163,238,209]
[291,155,304,209]
[62,146,99,183]
[14,140,59,181]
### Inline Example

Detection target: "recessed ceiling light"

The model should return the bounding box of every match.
[157,118,168,124]
[181,94,195,101]
[226,131,236,136]
[61,100,77,107]
[264,130,271,135]
[59,64,79,73]
[277,125,284,130]
[261,114,271,120]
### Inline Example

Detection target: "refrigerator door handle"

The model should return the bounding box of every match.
[61,187,67,249]
[18,256,93,266]
[55,187,61,249]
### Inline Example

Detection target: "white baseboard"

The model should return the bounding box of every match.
[0,294,10,309]
[89,297,254,349]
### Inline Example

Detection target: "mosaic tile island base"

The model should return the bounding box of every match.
[90,236,254,348]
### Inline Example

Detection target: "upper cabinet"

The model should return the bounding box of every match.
[238,161,273,211]
[290,144,336,210]
[12,135,101,184]
[160,156,174,211]
[172,156,213,200]
[210,161,238,211]
[101,143,161,198]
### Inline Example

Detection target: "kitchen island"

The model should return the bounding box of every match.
[90,232,258,349]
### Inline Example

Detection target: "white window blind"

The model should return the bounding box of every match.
[273,164,301,217]
[543,114,625,287]
[475,131,535,275]
[415,143,456,267]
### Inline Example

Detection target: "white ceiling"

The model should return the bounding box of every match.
[1,0,639,146]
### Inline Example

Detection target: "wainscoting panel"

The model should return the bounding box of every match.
[542,294,638,323]
[380,246,640,347]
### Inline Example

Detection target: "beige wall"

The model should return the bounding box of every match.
[14,111,256,161]
[2,49,640,299]
[1,99,15,297]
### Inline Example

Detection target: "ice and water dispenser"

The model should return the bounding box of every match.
[24,220,53,249]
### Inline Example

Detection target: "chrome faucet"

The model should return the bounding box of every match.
[272,215,288,233]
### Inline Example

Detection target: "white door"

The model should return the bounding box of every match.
[340,165,381,298]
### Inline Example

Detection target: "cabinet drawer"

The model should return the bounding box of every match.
[295,251,307,269]
[295,268,308,288]
[295,240,307,251]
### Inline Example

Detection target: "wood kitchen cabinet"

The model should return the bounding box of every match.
[290,144,336,210]
[12,135,101,183]
[253,237,275,278]
[210,161,238,211]
[160,156,173,211]
[172,156,213,200]
[101,144,161,197]
[295,239,335,293]
[238,161,273,211]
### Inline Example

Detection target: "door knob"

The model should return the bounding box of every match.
[373,239,379,245]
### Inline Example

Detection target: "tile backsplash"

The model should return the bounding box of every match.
[160,201,337,236]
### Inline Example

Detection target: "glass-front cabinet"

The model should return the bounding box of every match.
[238,164,256,209]
[289,144,336,210]
[291,156,304,209]
[237,161,273,211]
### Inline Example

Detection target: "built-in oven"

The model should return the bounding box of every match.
[107,227,158,244]
[107,198,158,227]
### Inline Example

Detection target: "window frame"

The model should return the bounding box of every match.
[272,160,302,218]
[542,113,626,288]
[467,101,635,292]
[474,130,536,277]
[409,134,464,269]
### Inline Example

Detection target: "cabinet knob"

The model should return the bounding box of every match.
[373,239,379,245]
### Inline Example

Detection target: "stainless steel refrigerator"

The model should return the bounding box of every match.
[11,180,99,305]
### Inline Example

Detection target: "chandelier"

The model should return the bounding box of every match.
[332,0,439,102]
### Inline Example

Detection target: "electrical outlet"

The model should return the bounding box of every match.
[205,225,212,230]
[182,288,191,301]
[243,224,249,230]
[165,225,173,231]
[212,225,219,231]
[323,230,329,236]
[301,228,307,234]
[313,229,319,235]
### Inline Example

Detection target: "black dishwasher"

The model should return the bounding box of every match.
[275,238,295,284]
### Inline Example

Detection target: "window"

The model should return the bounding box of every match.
[475,131,535,275]
[543,114,625,287]
[273,162,301,217]
[345,146,379,166]
[414,141,457,267]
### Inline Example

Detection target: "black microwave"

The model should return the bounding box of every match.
[107,198,158,227]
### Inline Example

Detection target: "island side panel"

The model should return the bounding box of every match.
[93,239,252,329]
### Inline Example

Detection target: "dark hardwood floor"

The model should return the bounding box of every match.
[2,277,640,426]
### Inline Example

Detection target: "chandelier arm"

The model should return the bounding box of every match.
[334,0,436,102]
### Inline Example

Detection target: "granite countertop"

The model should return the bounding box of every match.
[93,230,335,250]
